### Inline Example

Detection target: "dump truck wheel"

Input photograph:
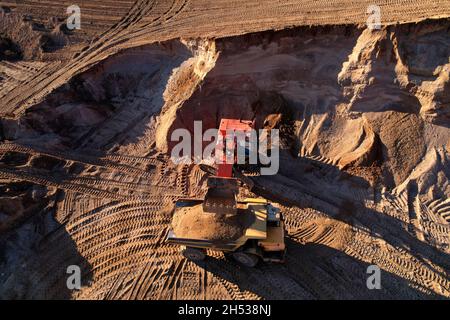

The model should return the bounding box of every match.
[232,251,259,267]
[182,247,206,261]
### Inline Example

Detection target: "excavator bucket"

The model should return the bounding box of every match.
[202,176,238,215]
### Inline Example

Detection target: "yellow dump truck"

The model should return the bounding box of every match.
[167,198,286,267]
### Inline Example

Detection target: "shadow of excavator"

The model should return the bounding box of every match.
[195,239,446,300]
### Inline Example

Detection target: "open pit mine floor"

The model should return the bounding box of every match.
[0,1,450,300]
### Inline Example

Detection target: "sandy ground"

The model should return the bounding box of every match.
[0,2,450,300]
[1,0,450,119]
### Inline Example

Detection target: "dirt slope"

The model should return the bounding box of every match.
[1,0,450,119]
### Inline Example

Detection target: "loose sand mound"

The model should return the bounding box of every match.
[172,204,253,242]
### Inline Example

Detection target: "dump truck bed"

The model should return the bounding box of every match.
[167,198,270,251]
[166,230,245,251]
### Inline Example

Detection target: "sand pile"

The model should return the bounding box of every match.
[171,204,253,242]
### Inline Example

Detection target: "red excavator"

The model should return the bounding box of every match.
[166,119,286,267]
